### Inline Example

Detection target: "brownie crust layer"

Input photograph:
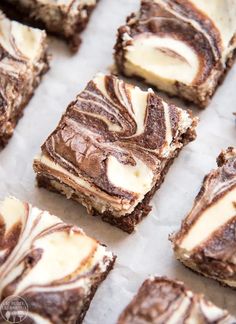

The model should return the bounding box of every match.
[114,0,236,108]
[171,147,236,288]
[1,0,99,52]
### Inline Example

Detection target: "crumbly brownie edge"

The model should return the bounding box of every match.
[77,254,116,324]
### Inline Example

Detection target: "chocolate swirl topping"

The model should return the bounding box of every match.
[35,74,197,217]
[118,276,236,324]
[0,197,115,324]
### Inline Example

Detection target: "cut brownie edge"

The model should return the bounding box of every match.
[34,120,196,233]
[77,254,116,323]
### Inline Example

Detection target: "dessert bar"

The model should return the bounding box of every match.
[115,0,236,108]
[171,147,236,288]
[1,0,99,51]
[33,73,198,233]
[118,276,236,323]
[0,11,49,148]
[0,197,115,323]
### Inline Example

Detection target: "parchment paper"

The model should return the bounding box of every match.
[0,0,236,323]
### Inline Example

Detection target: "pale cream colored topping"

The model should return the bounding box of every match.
[128,86,149,136]
[93,73,149,136]
[180,187,236,251]
[124,35,199,87]
[190,0,236,50]
[167,296,191,324]
[0,14,45,61]
[107,155,154,194]
[15,230,96,294]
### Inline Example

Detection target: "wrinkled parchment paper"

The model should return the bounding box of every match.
[0,0,236,323]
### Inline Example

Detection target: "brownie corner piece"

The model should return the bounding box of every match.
[171,147,236,288]
[1,0,99,52]
[33,73,198,233]
[0,196,115,323]
[118,276,236,323]
[0,10,49,148]
[114,0,236,108]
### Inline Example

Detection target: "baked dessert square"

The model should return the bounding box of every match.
[33,73,197,233]
[115,0,236,108]
[118,276,236,323]
[0,197,115,324]
[1,0,99,51]
[171,147,236,288]
[0,11,49,148]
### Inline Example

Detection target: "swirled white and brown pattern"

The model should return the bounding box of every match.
[0,197,115,324]
[115,0,236,107]
[118,276,236,324]
[0,11,49,147]
[1,0,98,51]
[34,74,197,222]
[171,147,236,288]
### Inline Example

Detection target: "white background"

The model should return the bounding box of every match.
[0,0,236,323]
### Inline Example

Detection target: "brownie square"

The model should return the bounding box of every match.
[33,73,198,233]
[171,147,236,288]
[118,276,235,323]
[1,0,99,51]
[0,11,49,148]
[114,0,236,108]
[0,197,115,323]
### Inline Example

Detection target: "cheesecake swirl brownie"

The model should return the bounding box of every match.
[33,74,197,233]
[115,0,236,108]
[1,0,99,51]
[0,11,49,148]
[118,276,236,324]
[0,197,115,324]
[171,147,236,288]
